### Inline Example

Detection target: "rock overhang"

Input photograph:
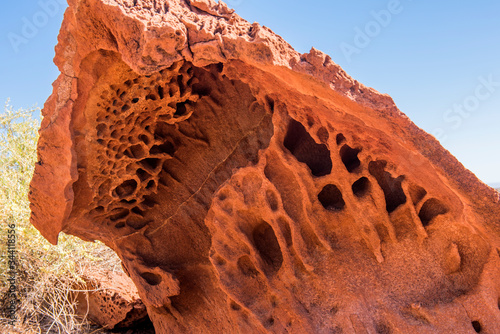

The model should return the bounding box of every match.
[29,0,500,333]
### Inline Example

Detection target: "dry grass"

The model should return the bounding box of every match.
[0,101,122,334]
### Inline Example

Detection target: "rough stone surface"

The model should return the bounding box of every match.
[74,271,149,329]
[30,0,500,333]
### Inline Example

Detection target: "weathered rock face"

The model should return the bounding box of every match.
[30,0,500,333]
[74,271,149,329]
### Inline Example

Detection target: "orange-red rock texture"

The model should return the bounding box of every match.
[74,270,149,329]
[29,0,500,333]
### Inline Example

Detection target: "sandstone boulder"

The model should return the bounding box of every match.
[30,0,500,333]
[74,271,149,329]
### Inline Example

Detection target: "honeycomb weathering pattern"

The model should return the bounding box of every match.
[29,0,500,333]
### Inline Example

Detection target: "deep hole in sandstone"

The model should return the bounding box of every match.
[93,205,104,213]
[150,141,176,156]
[120,199,136,206]
[471,321,482,333]
[127,216,147,230]
[139,134,150,145]
[139,158,161,172]
[125,144,146,159]
[141,195,157,208]
[114,179,138,198]
[265,317,275,328]
[307,115,315,128]
[340,144,361,173]
[131,206,145,216]
[409,184,427,205]
[96,123,107,137]
[418,198,448,227]
[277,217,292,247]
[265,95,274,112]
[146,180,155,190]
[140,272,162,286]
[98,180,111,197]
[191,81,211,96]
[174,102,187,117]
[336,133,346,145]
[252,222,283,274]
[375,322,392,334]
[368,160,407,213]
[109,208,129,221]
[352,177,370,197]
[283,119,332,177]
[316,126,329,143]
[136,168,151,182]
[157,85,164,99]
[230,301,241,311]
[214,62,223,73]
[318,184,345,211]
[177,75,186,96]
[145,93,157,101]
[237,255,260,277]
[265,189,279,211]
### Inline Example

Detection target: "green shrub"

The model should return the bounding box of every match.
[0,101,120,333]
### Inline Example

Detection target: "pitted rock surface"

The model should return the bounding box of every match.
[30,0,500,333]
[74,271,149,329]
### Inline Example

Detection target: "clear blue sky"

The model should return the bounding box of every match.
[1,0,499,185]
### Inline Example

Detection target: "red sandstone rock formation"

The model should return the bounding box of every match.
[74,271,149,329]
[30,0,500,333]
